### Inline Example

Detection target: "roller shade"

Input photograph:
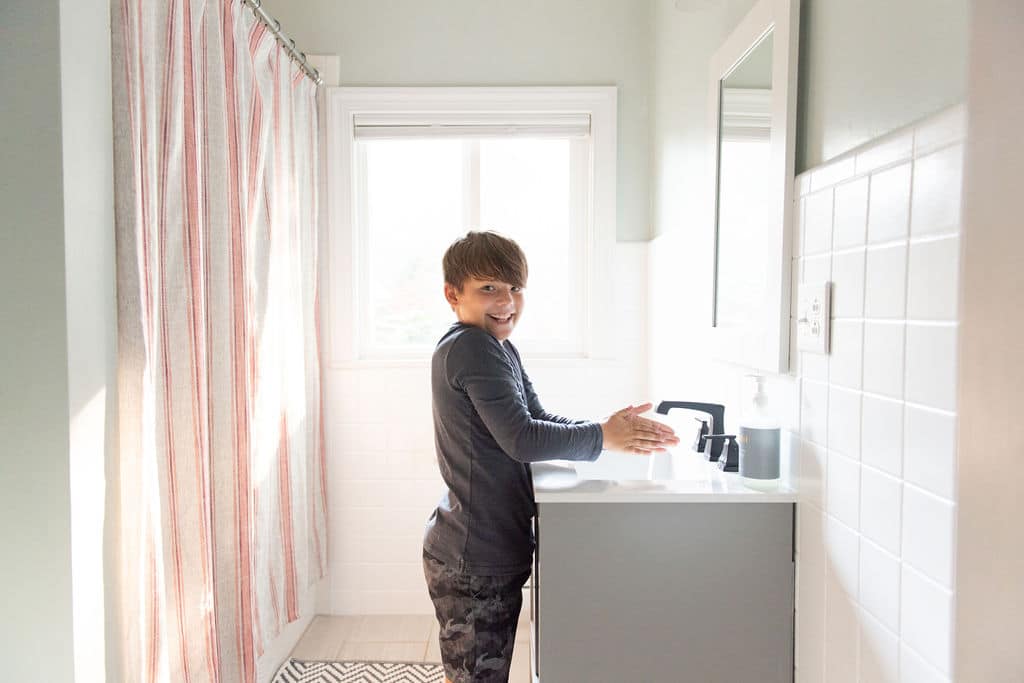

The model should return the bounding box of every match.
[352,112,591,140]
[720,87,771,141]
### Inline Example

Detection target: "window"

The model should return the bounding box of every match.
[326,87,617,364]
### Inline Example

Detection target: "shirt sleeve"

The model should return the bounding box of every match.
[505,341,589,425]
[447,330,603,464]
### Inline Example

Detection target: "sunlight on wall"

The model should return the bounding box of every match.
[70,386,107,683]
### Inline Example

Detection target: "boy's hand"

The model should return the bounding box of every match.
[600,402,680,455]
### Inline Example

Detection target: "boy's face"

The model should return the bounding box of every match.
[444,277,525,342]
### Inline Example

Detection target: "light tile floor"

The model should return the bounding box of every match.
[289,607,533,682]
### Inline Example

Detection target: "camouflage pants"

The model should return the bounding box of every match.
[422,548,531,683]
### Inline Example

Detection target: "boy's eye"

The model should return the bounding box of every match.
[481,285,495,292]
[511,286,522,293]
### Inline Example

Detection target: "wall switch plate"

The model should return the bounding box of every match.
[797,282,831,354]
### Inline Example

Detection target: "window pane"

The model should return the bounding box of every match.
[361,136,578,354]
[363,139,465,349]
[480,138,573,345]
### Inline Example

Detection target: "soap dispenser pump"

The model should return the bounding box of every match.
[737,375,781,487]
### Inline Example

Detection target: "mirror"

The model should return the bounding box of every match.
[708,0,798,373]
[713,31,774,330]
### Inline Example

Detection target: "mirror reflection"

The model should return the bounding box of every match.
[713,31,773,328]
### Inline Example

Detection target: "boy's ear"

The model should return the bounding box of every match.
[443,282,460,307]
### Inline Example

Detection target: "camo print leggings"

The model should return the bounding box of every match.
[422,548,531,683]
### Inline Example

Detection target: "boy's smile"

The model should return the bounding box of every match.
[444,276,525,342]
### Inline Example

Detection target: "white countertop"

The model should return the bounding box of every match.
[532,448,798,503]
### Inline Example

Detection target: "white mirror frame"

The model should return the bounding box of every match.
[708,0,799,374]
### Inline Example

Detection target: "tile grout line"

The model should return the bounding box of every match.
[892,132,917,681]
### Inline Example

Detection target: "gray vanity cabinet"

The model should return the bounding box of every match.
[530,501,795,683]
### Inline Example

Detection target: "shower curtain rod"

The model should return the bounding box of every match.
[242,0,323,86]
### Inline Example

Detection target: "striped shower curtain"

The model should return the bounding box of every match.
[111,1,326,681]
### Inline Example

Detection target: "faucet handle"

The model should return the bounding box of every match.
[692,417,710,453]
[702,433,740,472]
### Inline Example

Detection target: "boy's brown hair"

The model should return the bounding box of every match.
[442,230,529,290]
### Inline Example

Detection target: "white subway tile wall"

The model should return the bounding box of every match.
[810,155,856,194]
[906,237,960,321]
[827,452,862,530]
[860,395,903,477]
[864,244,909,319]
[910,146,964,238]
[828,385,862,460]
[855,130,914,177]
[866,163,912,244]
[793,104,963,683]
[804,188,835,256]
[903,406,956,500]
[829,320,865,390]
[860,608,901,683]
[904,324,959,412]
[825,572,861,683]
[859,539,901,633]
[830,248,867,319]
[900,565,954,675]
[901,642,951,683]
[862,322,906,400]
[800,381,829,447]
[323,243,649,614]
[802,252,832,286]
[833,177,870,251]
[859,468,902,556]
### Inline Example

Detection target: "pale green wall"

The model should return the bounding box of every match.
[650,0,967,237]
[0,1,76,678]
[59,0,119,679]
[649,0,758,242]
[262,0,653,242]
[265,0,967,237]
[797,0,968,171]
[0,0,117,679]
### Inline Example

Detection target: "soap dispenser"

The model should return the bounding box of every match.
[737,375,781,488]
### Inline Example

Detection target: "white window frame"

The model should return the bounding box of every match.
[324,86,618,367]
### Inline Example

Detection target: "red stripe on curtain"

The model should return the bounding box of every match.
[155,2,197,680]
[221,3,256,682]
[278,414,299,621]
[135,0,155,349]
[180,0,218,678]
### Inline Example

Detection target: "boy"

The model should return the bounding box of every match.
[422,231,679,683]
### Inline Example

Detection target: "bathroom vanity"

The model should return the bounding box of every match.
[529,451,796,683]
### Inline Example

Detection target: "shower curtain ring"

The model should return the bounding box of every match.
[250,0,261,9]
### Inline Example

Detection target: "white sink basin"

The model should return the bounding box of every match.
[573,449,710,481]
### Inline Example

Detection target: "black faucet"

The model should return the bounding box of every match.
[655,401,727,462]
[701,434,740,472]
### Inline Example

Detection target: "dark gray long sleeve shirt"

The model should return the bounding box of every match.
[423,322,604,575]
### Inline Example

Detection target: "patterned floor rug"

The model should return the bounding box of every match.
[273,659,445,683]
